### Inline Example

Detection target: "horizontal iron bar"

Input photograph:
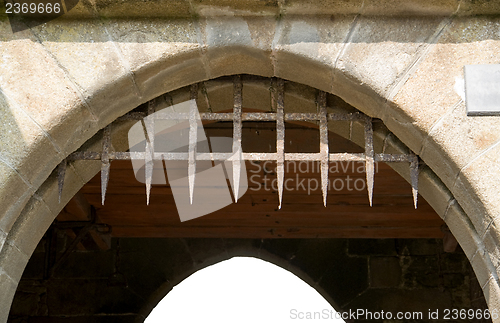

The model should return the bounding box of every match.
[67,152,101,160]
[67,151,413,163]
[375,153,413,162]
[328,113,365,121]
[285,113,320,121]
[329,153,365,161]
[115,111,369,122]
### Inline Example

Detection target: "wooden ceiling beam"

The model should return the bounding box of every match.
[110,226,445,239]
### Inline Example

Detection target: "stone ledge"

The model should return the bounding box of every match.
[32,0,500,19]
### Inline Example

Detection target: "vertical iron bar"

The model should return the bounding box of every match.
[276,79,285,209]
[200,82,213,113]
[101,125,112,205]
[188,84,199,204]
[364,117,375,206]
[232,76,243,202]
[144,100,155,205]
[409,152,419,209]
[270,78,277,112]
[318,91,329,207]
[57,159,67,203]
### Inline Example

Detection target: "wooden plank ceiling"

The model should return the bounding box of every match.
[57,122,445,239]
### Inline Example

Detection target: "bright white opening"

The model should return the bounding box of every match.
[145,257,346,323]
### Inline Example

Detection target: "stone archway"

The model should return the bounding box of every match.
[2,4,500,321]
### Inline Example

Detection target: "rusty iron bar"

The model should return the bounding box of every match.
[328,112,365,121]
[375,153,412,162]
[241,113,276,121]
[200,113,232,121]
[329,153,365,162]
[57,159,67,203]
[232,76,243,202]
[67,151,101,160]
[318,91,329,207]
[364,116,375,207]
[285,153,321,160]
[285,113,320,121]
[101,125,112,205]
[409,151,419,209]
[188,84,199,205]
[276,78,285,209]
[116,111,148,121]
[200,82,213,113]
[115,152,144,160]
[270,78,277,112]
[144,100,156,205]
[242,153,278,161]
[68,151,398,163]
[118,111,366,122]
[67,149,416,163]
[150,111,188,119]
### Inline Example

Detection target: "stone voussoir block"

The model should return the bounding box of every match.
[482,221,500,272]
[482,278,500,323]
[452,141,500,238]
[0,242,29,283]
[444,199,480,260]
[0,272,18,323]
[417,165,454,219]
[0,162,34,236]
[6,195,56,257]
[200,17,275,79]
[471,248,495,291]
[274,15,355,93]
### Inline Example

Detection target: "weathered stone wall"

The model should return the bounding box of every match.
[2,1,500,321]
[7,235,489,323]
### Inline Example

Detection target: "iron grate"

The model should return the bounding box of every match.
[57,76,419,209]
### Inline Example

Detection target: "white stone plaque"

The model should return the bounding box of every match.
[465,64,500,116]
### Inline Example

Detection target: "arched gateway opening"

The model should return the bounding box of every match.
[5,76,491,322]
[145,257,345,323]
